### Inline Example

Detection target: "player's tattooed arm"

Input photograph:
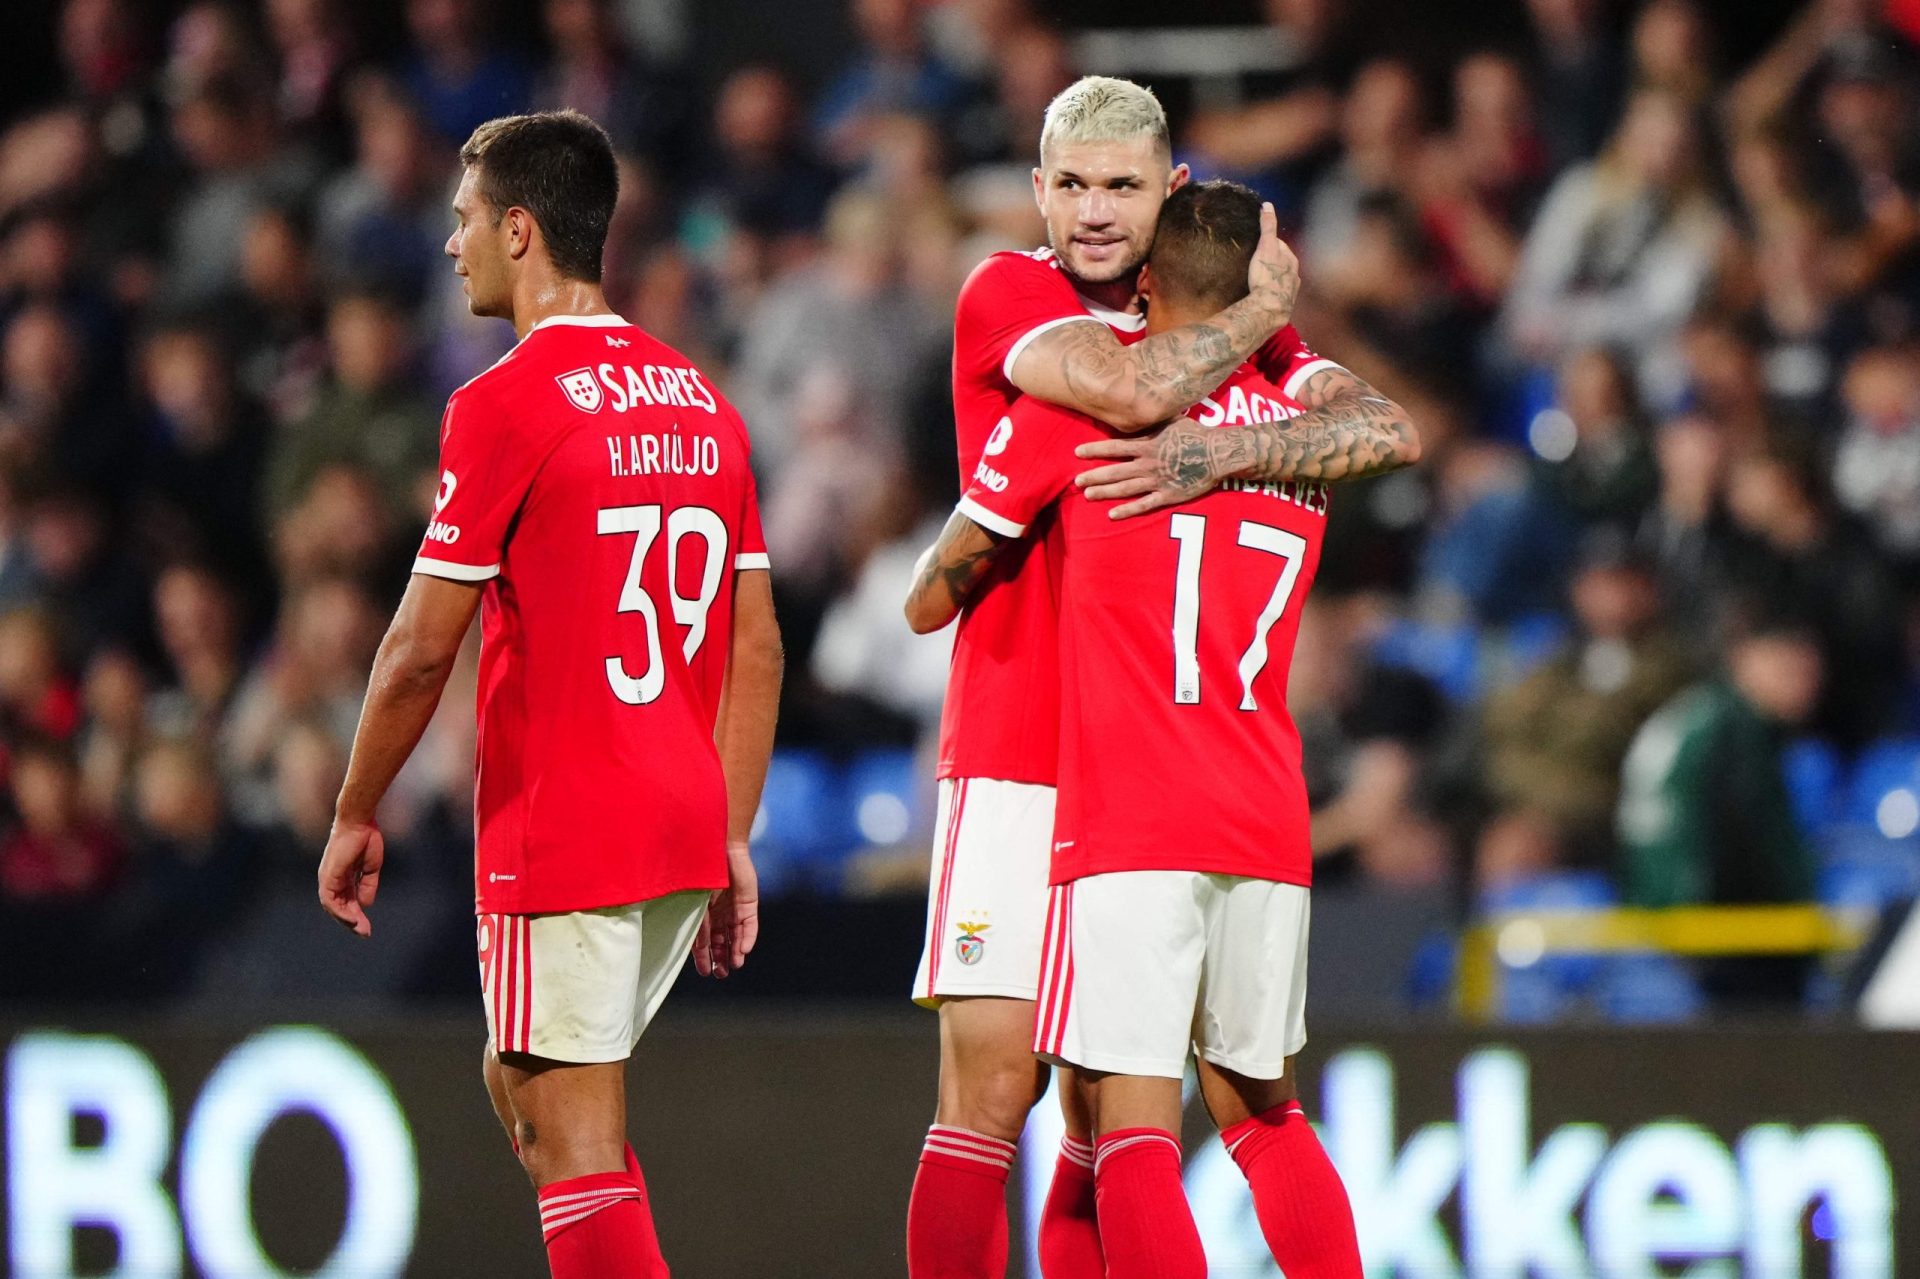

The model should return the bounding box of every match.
[1010,204,1300,432]
[904,510,1011,634]
[1072,364,1421,519]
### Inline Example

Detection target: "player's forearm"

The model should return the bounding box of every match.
[904,513,1006,633]
[1054,297,1287,433]
[1212,382,1421,485]
[334,630,457,825]
[716,584,783,846]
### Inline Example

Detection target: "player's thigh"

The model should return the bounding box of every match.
[1084,1071,1184,1139]
[481,904,660,1064]
[1035,871,1207,1081]
[482,1044,515,1143]
[1193,878,1310,1082]
[935,995,1049,1137]
[913,777,1055,1007]
[1196,1054,1298,1131]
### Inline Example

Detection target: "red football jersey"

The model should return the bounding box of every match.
[939,248,1146,785]
[957,358,1334,886]
[414,313,768,915]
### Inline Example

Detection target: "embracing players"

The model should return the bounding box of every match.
[910,180,1419,1276]
[318,111,781,1278]
[907,73,1410,1278]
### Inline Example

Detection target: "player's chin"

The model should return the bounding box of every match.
[1066,246,1142,285]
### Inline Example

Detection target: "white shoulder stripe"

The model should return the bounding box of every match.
[1003,314,1101,383]
[735,552,771,570]
[1283,358,1344,401]
[956,496,1026,539]
[413,556,499,582]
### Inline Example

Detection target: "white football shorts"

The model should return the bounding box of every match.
[911,777,1056,1007]
[1033,871,1310,1080]
[478,891,708,1063]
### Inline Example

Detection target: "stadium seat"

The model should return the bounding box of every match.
[844,749,922,848]
[1844,736,1920,830]
[1783,737,1844,833]
[1370,618,1483,704]
[752,750,850,894]
[1598,954,1704,1024]
[1817,826,1920,912]
[1479,871,1617,1023]
[1497,610,1574,682]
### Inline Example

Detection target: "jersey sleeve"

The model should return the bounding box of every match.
[954,253,1102,389]
[413,388,540,582]
[1251,325,1345,401]
[957,396,1103,538]
[736,470,769,571]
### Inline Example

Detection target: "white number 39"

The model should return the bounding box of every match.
[597,504,729,705]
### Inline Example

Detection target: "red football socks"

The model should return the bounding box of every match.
[537,1148,668,1279]
[907,1124,1017,1277]
[1221,1101,1362,1278]
[1093,1128,1206,1279]
[1038,1134,1104,1278]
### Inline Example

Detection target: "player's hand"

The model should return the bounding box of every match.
[694,842,759,978]
[1075,416,1222,519]
[318,818,384,938]
[1246,202,1300,328]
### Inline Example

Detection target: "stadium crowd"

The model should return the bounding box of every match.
[1,0,1918,1010]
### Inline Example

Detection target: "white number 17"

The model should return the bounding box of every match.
[1168,513,1305,711]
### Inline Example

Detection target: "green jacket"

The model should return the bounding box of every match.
[1616,680,1816,907]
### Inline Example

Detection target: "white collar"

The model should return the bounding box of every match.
[1075,293,1146,333]
[528,312,631,332]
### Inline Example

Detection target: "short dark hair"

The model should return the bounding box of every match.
[459,110,619,283]
[1148,180,1262,311]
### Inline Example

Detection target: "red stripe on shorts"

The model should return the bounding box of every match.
[926,778,968,996]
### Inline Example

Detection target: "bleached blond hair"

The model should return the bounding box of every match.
[1038,76,1171,166]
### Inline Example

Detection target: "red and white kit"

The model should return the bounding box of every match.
[913,249,1146,1006]
[950,354,1336,1079]
[416,313,769,1061]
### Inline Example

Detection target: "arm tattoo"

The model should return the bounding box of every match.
[1207,366,1420,484]
[907,513,1008,625]
[1045,282,1295,426]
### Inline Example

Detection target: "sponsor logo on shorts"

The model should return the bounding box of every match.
[954,919,990,965]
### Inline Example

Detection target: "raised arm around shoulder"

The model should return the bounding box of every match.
[1072,363,1422,520]
[903,510,1012,634]
[1007,203,1301,432]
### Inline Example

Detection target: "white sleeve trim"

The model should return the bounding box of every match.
[735,552,771,570]
[413,556,500,582]
[957,495,1027,538]
[1283,358,1344,401]
[1002,314,1102,383]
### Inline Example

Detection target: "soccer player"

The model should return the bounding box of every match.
[316,110,781,1278]
[907,180,1421,1278]
[911,76,1310,1278]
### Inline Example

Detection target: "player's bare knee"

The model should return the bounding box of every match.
[951,1054,1046,1138]
[1197,1056,1296,1130]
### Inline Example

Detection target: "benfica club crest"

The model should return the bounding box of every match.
[954,919,990,965]
[556,367,603,412]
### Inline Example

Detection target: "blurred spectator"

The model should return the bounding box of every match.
[0,609,80,743]
[1525,0,1626,170]
[315,83,449,305]
[1617,621,1821,1005]
[1300,60,1424,263]
[536,0,693,175]
[733,189,942,472]
[813,0,973,170]
[1629,0,1718,104]
[148,563,245,744]
[134,318,271,589]
[1417,441,1575,622]
[1476,540,1693,887]
[0,735,124,903]
[76,647,148,823]
[688,66,839,256]
[1292,596,1451,887]
[162,74,320,309]
[21,490,149,665]
[261,717,346,865]
[1529,347,1659,530]
[1834,344,1920,561]
[232,204,329,419]
[1,302,132,496]
[1721,443,1903,746]
[265,287,439,521]
[265,0,361,160]
[1634,413,1733,636]
[1502,88,1729,409]
[946,23,1074,167]
[1414,52,1546,307]
[399,0,536,146]
[1315,194,1476,404]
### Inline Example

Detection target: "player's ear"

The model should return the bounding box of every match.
[1032,166,1046,214]
[1167,163,1191,196]
[505,206,534,262]
[1137,262,1155,305]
